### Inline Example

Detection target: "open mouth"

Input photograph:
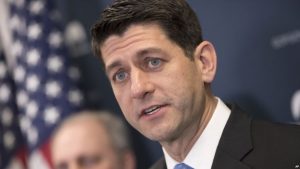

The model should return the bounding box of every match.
[143,105,162,115]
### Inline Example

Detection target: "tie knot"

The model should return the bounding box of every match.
[174,163,194,169]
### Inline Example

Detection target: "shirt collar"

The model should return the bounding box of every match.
[163,98,231,169]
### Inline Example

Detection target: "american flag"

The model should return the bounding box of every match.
[0,0,84,168]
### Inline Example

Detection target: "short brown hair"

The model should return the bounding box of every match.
[91,0,203,66]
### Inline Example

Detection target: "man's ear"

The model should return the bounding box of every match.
[193,41,217,83]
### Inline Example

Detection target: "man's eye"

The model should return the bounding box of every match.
[148,58,161,68]
[78,156,101,168]
[113,71,128,82]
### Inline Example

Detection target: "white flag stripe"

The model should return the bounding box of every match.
[0,0,17,69]
[29,150,51,169]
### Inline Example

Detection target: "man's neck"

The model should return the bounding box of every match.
[161,96,218,162]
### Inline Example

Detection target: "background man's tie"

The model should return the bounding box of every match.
[174,163,194,169]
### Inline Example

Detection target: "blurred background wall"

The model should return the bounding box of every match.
[1,0,299,169]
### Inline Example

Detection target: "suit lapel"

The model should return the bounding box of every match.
[149,157,167,169]
[212,104,253,169]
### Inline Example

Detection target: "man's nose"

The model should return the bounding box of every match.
[130,69,154,99]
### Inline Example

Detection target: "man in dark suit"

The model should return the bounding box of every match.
[90,0,300,168]
[149,104,300,169]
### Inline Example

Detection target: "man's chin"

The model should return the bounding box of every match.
[142,130,176,143]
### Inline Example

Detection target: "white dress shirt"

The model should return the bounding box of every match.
[163,98,231,169]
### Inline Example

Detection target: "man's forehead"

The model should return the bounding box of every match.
[102,29,145,55]
[101,24,167,54]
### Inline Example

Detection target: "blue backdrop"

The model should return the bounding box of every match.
[58,1,300,168]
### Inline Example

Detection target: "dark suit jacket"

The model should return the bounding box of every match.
[149,104,300,169]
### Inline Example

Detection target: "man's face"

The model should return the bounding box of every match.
[51,120,124,169]
[101,24,208,143]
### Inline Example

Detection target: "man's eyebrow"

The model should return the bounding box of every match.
[136,48,163,57]
[105,60,122,76]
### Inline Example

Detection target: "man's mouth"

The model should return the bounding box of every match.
[143,105,163,115]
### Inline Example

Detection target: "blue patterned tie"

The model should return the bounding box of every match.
[174,163,194,169]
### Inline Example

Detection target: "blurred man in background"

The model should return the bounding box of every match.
[51,111,136,169]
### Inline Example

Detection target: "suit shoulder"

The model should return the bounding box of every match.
[249,119,300,161]
[252,119,300,140]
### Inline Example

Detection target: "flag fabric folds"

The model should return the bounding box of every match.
[0,0,84,168]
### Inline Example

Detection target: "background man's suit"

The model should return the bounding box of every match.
[150,104,300,169]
